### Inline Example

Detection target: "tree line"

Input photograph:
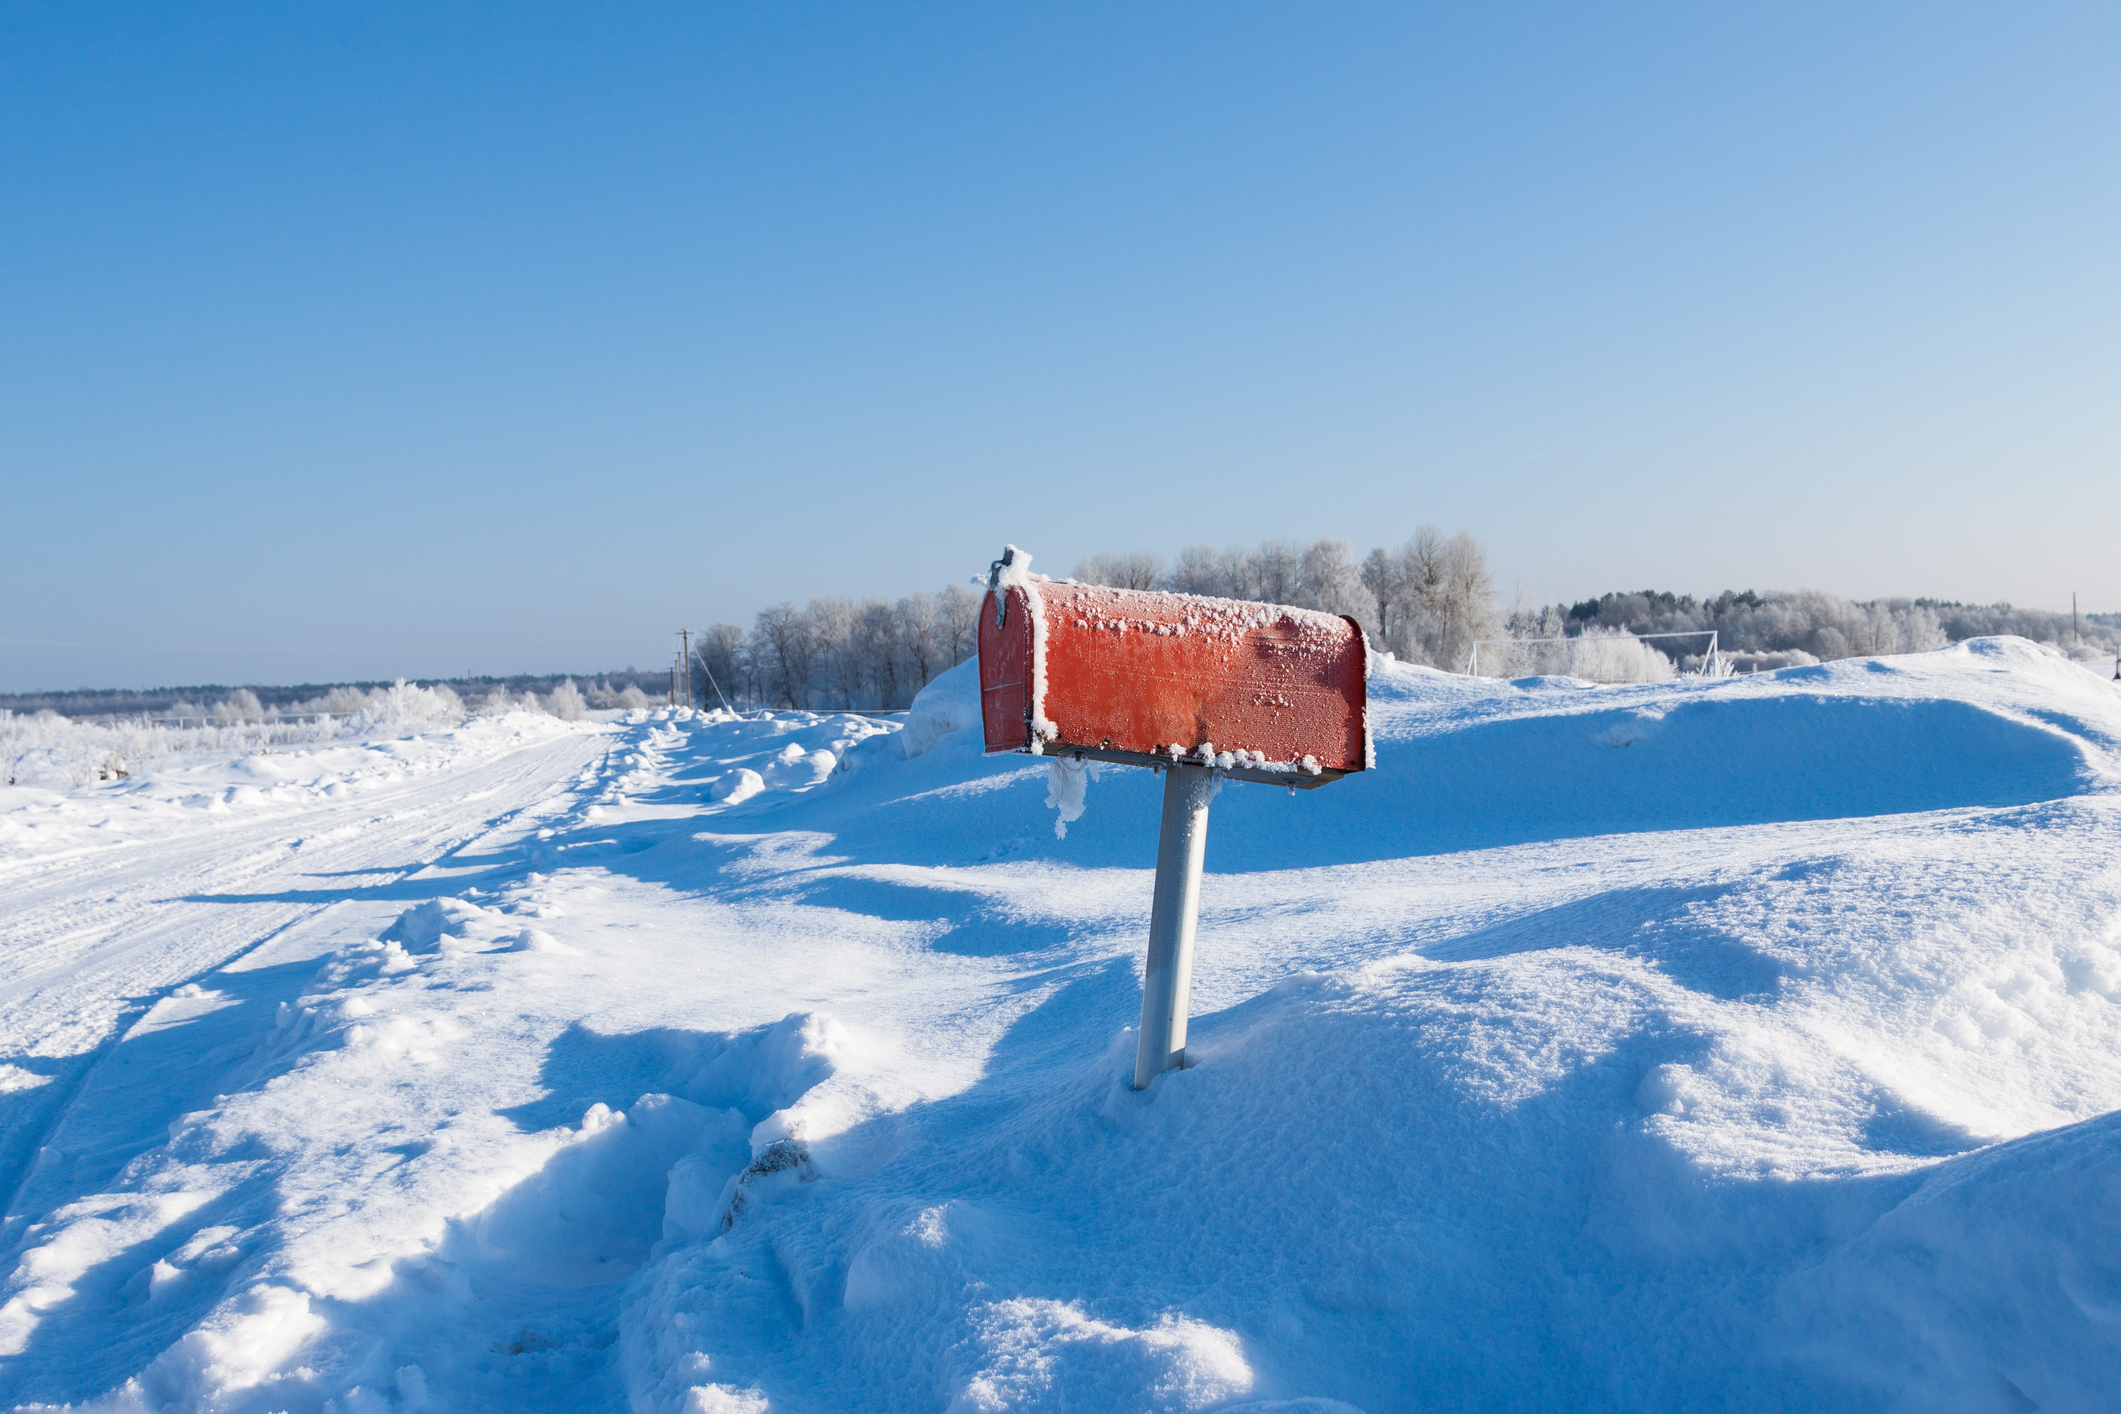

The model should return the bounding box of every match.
[694,532,1503,710]
[689,586,986,711]
[1518,588,2121,672]
[1084,531,1501,671]
[698,531,2117,709]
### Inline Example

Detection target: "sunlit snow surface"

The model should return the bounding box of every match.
[4,639,2121,1412]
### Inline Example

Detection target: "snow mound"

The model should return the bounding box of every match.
[708,767,764,804]
[901,658,981,760]
[383,897,496,952]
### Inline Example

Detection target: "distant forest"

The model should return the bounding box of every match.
[12,534,2117,720]
[684,535,2119,707]
[0,670,672,723]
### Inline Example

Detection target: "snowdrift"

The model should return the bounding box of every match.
[3,638,2120,1412]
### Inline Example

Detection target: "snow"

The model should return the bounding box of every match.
[1043,759,1089,839]
[899,662,981,763]
[3,640,2120,1411]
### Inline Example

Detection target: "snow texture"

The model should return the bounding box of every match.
[1044,758,1089,838]
[3,639,2121,1411]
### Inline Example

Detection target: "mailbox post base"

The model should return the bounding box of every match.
[1134,763,1214,1090]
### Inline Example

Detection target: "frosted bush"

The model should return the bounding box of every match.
[471,689,529,717]
[1479,627,1676,683]
[548,680,587,722]
[351,681,464,733]
[616,685,650,711]
[1572,628,1679,682]
[215,688,266,722]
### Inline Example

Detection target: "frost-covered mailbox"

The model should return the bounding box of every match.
[977,546,1369,1089]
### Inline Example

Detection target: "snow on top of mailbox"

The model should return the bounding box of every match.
[1043,580,1356,648]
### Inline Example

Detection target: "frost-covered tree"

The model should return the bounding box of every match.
[807,598,865,709]
[715,581,987,713]
[750,604,817,709]
[1074,552,1163,590]
[1358,547,1400,642]
[1434,531,1499,671]
[1071,528,1501,667]
[1221,545,1263,601]
[937,583,980,669]
[856,599,900,708]
[696,624,745,709]
[1297,539,1365,618]
[1168,545,1227,598]
[895,592,942,694]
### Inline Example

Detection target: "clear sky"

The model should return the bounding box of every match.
[4,3,2116,692]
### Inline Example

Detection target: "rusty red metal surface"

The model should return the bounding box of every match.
[978,577,1368,784]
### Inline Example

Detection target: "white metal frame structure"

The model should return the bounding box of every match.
[1464,630,1721,679]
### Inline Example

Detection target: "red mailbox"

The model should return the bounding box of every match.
[977,562,1370,785]
[974,546,1372,1090]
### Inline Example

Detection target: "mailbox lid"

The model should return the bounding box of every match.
[977,574,1368,775]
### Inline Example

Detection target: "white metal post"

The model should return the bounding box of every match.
[1134,763,1214,1089]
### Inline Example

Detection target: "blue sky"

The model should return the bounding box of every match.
[4,3,2116,691]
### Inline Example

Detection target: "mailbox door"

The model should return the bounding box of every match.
[977,587,1032,753]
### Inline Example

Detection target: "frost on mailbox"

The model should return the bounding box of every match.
[977,548,1370,786]
[975,545,1372,1091]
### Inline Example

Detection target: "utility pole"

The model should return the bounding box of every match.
[672,629,694,709]
[2073,593,2080,651]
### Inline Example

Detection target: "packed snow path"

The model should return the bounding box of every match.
[0,721,609,1209]
[3,641,2121,1413]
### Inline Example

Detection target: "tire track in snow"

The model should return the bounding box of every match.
[0,734,608,1047]
[0,727,615,1236]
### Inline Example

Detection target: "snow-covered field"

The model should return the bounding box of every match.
[4,638,2120,1413]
